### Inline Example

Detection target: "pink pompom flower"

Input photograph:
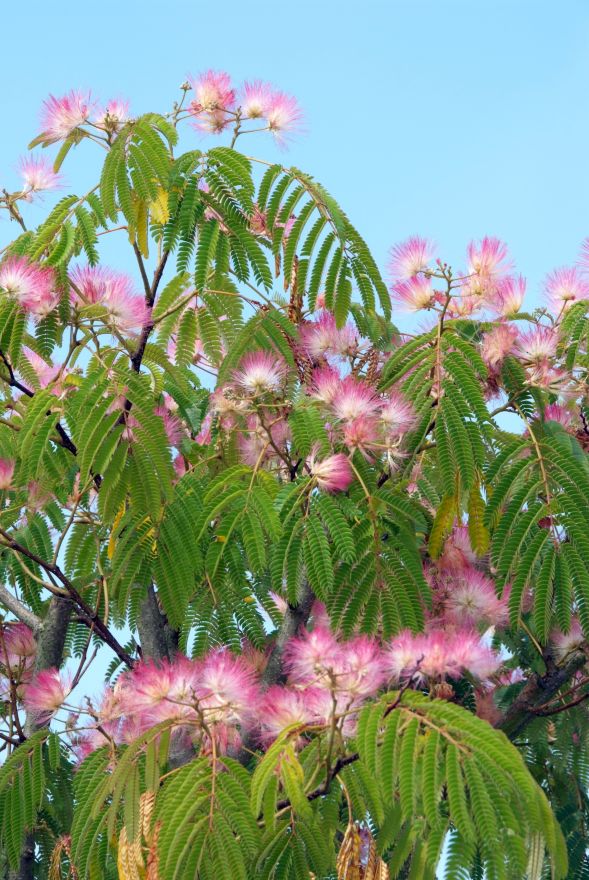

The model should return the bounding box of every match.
[94,99,130,130]
[307,366,342,405]
[308,451,354,493]
[265,91,303,143]
[391,276,435,311]
[379,391,417,437]
[196,650,259,725]
[240,80,273,119]
[481,323,518,369]
[330,375,381,422]
[467,237,512,286]
[490,275,526,316]
[0,256,59,318]
[300,311,357,360]
[257,686,324,743]
[552,618,585,663]
[18,156,61,197]
[544,267,589,314]
[70,266,148,332]
[24,668,72,717]
[0,459,15,490]
[515,326,557,363]
[190,70,236,112]
[233,351,287,396]
[40,90,93,142]
[284,626,341,684]
[388,237,436,281]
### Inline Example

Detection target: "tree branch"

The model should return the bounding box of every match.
[0,585,41,632]
[0,529,134,668]
[495,650,588,739]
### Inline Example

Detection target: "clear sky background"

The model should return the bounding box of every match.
[3,0,589,310]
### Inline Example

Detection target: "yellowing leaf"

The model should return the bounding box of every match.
[150,188,169,225]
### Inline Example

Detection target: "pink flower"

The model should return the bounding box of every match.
[489,276,526,316]
[308,452,353,493]
[195,411,213,445]
[450,630,502,681]
[385,630,428,684]
[300,311,357,360]
[24,668,71,717]
[22,348,63,391]
[379,392,417,437]
[307,366,342,404]
[0,257,59,318]
[545,267,589,314]
[481,323,518,369]
[233,351,287,395]
[196,650,259,724]
[265,91,303,143]
[40,90,93,141]
[284,627,341,684]
[388,237,436,281]
[154,405,184,448]
[240,80,273,119]
[190,70,235,112]
[552,618,585,663]
[442,569,508,627]
[515,326,557,363]
[331,376,380,422]
[70,266,148,332]
[336,636,385,697]
[543,403,574,428]
[343,415,381,457]
[94,99,129,129]
[18,156,61,196]
[257,686,324,743]
[119,660,174,714]
[438,525,477,571]
[467,237,512,286]
[0,623,36,671]
[0,459,15,490]
[391,276,435,311]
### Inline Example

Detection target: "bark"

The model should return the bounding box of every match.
[11,597,72,880]
[137,585,191,768]
[260,580,315,688]
[495,650,588,740]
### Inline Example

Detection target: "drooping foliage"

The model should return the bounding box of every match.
[0,71,587,879]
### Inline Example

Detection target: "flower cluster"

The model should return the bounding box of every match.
[21,610,504,760]
[188,71,302,144]
[0,623,36,703]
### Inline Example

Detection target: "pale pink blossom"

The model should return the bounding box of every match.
[284,627,340,684]
[240,80,273,119]
[18,156,61,196]
[40,90,92,141]
[552,618,585,663]
[330,376,380,422]
[233,351,287,396]
[443,569,508,627]
[450,630,502,681]
[70,266,148,333]
[308,452,353,493]
[388,237,436,281]
[525,360,567,392]
[307,366,342,404]
[545,267,589,314]
[265,91,303,142]
[379,392,416,437]
[481,323,518,369]
[391,277,435,311]
[490,276,526,316]
[542,403,574,428]
[190,70,235,112]
[22,348,63,391]
[300,311,357,360]
[0,257,59,318]
[196,650,258,724]
[439,526,477,571]
[0,623,36,671]
[195,411,213,445]
[257,686,324,743]
[336,636,385,697]
[0,459,15,490]
[154,405,184,447]
[467,237,512,286]
[94,99,129,129]
[515,326,557,363]
[24,668,71,716]
[343,416,381,457]
[385,630,428,684]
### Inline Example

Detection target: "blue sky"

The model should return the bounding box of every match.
[3,0,589,310]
